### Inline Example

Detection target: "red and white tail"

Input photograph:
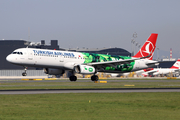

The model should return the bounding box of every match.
[133,33,158,60]
[170,59,180,69]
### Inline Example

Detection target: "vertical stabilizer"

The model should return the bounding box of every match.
[133,33,158,60]
[170,59,180,69]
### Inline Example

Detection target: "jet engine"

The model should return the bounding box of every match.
[74,65,95,74]
[44,68,65,75]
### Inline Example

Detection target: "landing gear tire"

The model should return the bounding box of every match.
[69,76,77,81]
[91,75,98,81]
[22,66,27,76]
[22,72,27,76]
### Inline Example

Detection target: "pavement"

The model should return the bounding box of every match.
[1,88,180,94]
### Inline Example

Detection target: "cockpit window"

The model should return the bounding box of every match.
[12,52,23,55]
[12,52,17,54]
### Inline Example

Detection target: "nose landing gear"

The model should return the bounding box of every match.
[22,67,27,76]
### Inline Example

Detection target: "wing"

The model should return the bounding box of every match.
[83,55,150,71]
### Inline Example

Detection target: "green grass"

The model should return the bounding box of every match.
[0,93,180,120]
[1,80,180,90]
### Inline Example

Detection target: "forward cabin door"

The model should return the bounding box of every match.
[28,49,33,60]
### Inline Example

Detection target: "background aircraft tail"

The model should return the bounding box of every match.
[170,59,180,69]
[133,33,158,60]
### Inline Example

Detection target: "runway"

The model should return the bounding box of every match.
[1,79,180,83]
[1,88,180,94]
[1,78,180,94]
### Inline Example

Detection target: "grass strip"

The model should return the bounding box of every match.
[0,92,180,120]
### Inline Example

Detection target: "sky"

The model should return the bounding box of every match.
[0,0,180,59]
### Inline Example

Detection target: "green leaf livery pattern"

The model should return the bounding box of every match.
[81,53,135,72]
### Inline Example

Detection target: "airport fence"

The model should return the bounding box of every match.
[0,70,46,76]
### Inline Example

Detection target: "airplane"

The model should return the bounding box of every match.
[142,59,180,77]
[6,33,159,81]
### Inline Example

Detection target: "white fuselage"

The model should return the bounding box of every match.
[6,48,85,70]
[142,68,179,76]
[6,48,158,74]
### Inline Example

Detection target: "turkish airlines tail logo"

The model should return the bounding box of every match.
[144,43,152,54]
[133,33,158,60]
[170,59,180,69]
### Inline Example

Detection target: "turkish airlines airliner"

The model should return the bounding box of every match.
[6,33,158,81]
[142,59,180,77]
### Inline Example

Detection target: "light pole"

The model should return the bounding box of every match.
[135,42,139,54]
[131,39,135,56]
[157,48,159,60]
[131,32,137,56]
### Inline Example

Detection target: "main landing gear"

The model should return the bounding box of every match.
[22,67,27,76]
[69,75,98,82]
[69,75,77,81]
[91,75,99,81]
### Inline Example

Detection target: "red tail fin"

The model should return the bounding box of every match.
[170,59,180,69]
[133,33,158,60]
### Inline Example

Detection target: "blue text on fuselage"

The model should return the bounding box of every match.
[33,50,75,57]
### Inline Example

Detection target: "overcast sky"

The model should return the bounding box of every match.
[0,0,180,58]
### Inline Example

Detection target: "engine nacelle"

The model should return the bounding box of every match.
[74,65,95,74]
[44,68,65,75]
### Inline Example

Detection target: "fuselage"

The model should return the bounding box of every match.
[6,48,158,73]
[142,68,179,76]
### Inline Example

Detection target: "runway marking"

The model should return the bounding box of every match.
[124,85,135,86]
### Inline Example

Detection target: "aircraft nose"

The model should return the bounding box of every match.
[6,55,13,63]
